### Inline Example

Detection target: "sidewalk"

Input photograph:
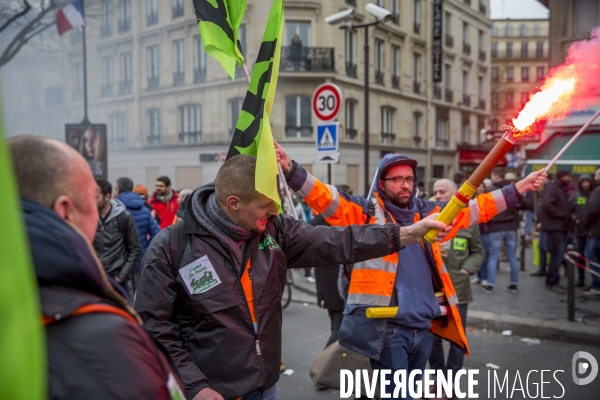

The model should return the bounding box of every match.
[291,245,600,347]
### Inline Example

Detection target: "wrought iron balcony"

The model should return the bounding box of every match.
[172,4,184,19]
[433,85,442,100]
[100,23,112,38]
[119,81,132,95]
[492,50,548,59]
[147,76,159,91]
[285,125,313,138]
[413,81,421,94]
[392,75,400,89]
[462,42,471,55]
[478,99,486,110]
[118,18,131,33]
[478,50,486,61]
[479,2,487,13]
[179,131,201,143]
[147,12,158,26]
[280,47,335,72]
[436,138,448,148]
[194,68,206,83]
[147,135,161,146]
[101,83,113,98]
[346,128,357,140]
[173,72,185,87]
[381,132,396,145]
[414,22,421,35]
[413,136,422,146]
[346,62,357,78]
[462,94,471,106]
[375,71,384,85]
[444,88,453,103]
[445,34,454,48]
[392,13,399,25]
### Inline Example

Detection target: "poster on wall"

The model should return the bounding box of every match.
[65,123,107,179]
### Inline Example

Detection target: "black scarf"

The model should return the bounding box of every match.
[191,182,255,273]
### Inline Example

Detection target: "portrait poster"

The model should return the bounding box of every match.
[65,123,107,179]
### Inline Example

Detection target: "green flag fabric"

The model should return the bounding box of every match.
[194,0,247,80]
[227,0,284,211]
[0,99,45,398]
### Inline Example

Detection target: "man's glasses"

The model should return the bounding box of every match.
[382,176,415,185]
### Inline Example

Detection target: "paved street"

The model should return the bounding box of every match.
[278,302,599,400]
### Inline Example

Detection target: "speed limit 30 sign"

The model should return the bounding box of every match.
[312,83,342,122]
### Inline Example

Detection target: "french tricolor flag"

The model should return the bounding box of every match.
[56,0,86,36]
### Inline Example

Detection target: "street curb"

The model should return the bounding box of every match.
[467,310,600,347]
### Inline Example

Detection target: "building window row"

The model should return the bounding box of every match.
[491,41,546,59]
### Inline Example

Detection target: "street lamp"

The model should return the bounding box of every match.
[326,3,393,196]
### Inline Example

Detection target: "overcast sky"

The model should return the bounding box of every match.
[490,0,549,19]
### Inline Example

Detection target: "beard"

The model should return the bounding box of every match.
[390,190,412,209]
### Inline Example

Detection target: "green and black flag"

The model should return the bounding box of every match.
[226,0,284,211]
[194,0,247,80]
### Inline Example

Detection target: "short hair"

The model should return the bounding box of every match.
[96,179,112,196]
[156,176,171,187]
[116,177,134,192]
[492,167,505,178]
[8,135,77,208]
[453,171,466,185]
[215,155,259,205]
[434,178,457,193]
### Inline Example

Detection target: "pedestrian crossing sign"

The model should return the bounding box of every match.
[315,122,339,152]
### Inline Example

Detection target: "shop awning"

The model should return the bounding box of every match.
[525,130,600,174]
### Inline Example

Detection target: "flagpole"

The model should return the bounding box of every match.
[81,0,89,124]
[241,65,298,219]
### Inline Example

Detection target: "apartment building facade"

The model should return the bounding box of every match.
[61,0,491,193]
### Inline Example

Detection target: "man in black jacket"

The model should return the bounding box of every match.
[539,170,573,293]
[582,182,600,295]
[483,168,532,294]
[7,135,185,399]
[94,179,141,294]
[569,175,594,287]
[135,154,450,400]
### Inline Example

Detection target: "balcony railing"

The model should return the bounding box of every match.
[414,22,421,35]
[147,76,159,91]
[100,23,112,38]
[173,72,185,86]
[392,75,400,89]
[462,42,471,55]
[194,68,207,83]
[147,135,161,146]
[478,50,486,61]
[285,125,312,138]
[479,2,486,13]
[172,4,184,18]
[101,83,113,98]
[462,94,471,106]
[280,47,335,72]
[179,131,201,143]
[522,75,530,82]
[375,71,384,85]
[444,88,453,103]
[413,81,421,94]
[119,81,132,95]
[436,138,448,148]
[478,99,486,110]
[491,50,548,59]
[433,85,442,100]
[147,12,158,26]
[72,88,83,102]
[381,132,396,145]
[392,13,399,25]
[413,136,422,146]
[346,128,357,140]
[118,18,131,33]
[445,34,454,48]
[346,62,357,78]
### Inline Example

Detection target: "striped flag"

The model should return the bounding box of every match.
[194,0,247,80]
[227,0,284,211]
[56,0,85,36]
[0,100,45,397]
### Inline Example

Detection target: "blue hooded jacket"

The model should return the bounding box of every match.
[118,191,160,258]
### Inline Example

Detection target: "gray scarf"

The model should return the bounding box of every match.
[156,189,174,204]
[191,182,255,273]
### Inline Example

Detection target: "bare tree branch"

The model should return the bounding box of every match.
[0,1,32,34]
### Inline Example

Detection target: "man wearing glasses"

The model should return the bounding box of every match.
[275,145,545,398]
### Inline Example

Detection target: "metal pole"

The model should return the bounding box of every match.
[566,244,575,322]
[81,0,89,124]
[327,163,331,185]
[363,25,370,197]
[520,227,526,271]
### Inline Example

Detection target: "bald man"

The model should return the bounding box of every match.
[8,136,184,399]
[429,178,485,396]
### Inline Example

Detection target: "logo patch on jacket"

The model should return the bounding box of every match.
[453,238,468,251]
[179,255,221,295]
[259,234,280,250]
[577,197,586,205]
